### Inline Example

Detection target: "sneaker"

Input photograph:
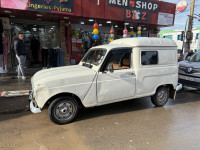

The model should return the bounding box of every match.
[0,68,6,74]
[17,75,22,78]
[22,76,26,80]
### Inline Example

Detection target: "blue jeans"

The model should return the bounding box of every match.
[57,49,64,67]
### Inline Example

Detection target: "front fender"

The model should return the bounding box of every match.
[35,81,95,109]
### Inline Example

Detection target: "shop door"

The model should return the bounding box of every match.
[82,0,105,19]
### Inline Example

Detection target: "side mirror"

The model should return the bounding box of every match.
[108,63,114,73]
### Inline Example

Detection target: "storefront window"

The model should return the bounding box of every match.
[10,22,60,68]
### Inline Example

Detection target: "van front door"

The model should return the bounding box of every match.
[97,49,136,104]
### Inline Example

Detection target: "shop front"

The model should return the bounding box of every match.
[0,0,176,69]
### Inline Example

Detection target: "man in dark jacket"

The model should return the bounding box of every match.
[16,33,26,79]
[186,49,194,60]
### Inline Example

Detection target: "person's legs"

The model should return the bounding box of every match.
[20,55,26,77]
[16,55,22,77]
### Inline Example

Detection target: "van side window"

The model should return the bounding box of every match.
[141,51,158,65]
[103,50,131,71]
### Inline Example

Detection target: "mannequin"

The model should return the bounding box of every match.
[41,32,51,69]
[0,19,5,73]
[52,32,60,49]
[3,30,10,72]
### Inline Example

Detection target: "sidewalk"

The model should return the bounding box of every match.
[0,68,40,92]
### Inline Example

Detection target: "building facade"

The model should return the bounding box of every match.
[0,0,176,68]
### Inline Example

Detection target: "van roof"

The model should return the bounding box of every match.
[110,37,177,47]
[92,43,132,50]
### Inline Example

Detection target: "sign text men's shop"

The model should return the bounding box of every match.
[108,0,159,22]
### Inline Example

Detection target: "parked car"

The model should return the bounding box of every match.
[179,50,200,89]
[30,38,178,124]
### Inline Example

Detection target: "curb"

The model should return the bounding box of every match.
[0,90,29,98]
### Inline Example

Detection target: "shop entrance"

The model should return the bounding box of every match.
[10,19,60,68]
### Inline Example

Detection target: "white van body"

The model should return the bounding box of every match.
[30,38,178,124]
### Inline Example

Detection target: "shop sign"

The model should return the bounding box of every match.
[107,0,159,22]
[157,12,174,26]
[108,0,159,12]
[0,0,74,15]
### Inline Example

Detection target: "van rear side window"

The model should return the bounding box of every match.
[141,51,158,65]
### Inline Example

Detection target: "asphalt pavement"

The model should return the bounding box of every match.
[1,89,200,150]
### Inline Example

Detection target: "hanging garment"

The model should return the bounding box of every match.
[30,38,40,62]
[41,48,48,67]
[65,24,72,64]
[3,36,10,65]
[57,49,64,67]
[48,49,54,67]
[0,20,3,55]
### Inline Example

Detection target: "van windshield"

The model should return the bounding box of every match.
[189,51,200,62]
[82,49,107,67]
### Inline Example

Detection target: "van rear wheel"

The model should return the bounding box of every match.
[151,87,169,107]
[48,96,79,125]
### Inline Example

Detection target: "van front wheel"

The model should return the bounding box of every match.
[48,96,79,125]
[151,87,169,107]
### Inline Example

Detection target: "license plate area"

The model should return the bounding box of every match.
[179,75,195,81]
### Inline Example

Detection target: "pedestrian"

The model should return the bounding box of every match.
[186,49,194,60]
[178,50,184,62]
[16,33,26,79]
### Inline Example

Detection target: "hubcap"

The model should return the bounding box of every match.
[54,101,75,121]
[157,90,167,102]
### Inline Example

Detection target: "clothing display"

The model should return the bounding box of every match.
[57,49,64,67]
[0,20,5,73]
[41,48,48,68]
[0,55,3,68]
[49,49,64,67]
[3,36,10,65]
[0,20,3,55]
[52,37,60,49]
[30,37,40,62]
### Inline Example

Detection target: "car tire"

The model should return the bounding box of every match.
[48,96,79,125]
[151,87,169,107]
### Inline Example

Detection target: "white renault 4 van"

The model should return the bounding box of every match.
[30,38,178,124]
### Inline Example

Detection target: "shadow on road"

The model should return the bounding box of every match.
[75,90,200,123]
[0,89,200,123]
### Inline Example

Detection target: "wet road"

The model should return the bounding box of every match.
[1,90,200,150]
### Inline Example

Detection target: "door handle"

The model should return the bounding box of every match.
[126,72,134,76]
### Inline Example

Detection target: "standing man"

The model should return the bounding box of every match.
[16,33,26,79]
[186,49,194,60]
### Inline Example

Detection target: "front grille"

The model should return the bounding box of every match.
[179,79,200,88]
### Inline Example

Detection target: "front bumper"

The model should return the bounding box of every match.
[29,91,41,114]
[179,74,200,89]
[176,83,183,91]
